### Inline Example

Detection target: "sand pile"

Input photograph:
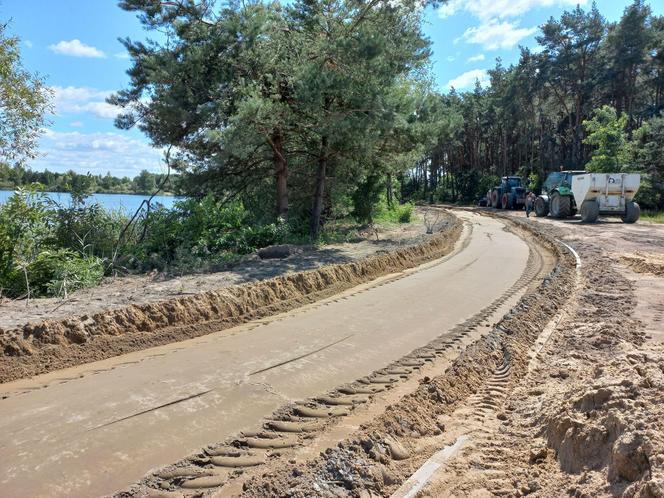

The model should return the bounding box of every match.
[0,218,461,383]
[542,351,664,496]
[621,252,664,277]
[409,220,664,498]
[530,256,664,497]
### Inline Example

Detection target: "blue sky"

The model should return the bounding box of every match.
[2,0,663,177]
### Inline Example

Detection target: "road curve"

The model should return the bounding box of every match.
[0,212,530,498]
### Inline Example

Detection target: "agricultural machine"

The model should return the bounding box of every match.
[534,171,641,223]
[487,176,526,210]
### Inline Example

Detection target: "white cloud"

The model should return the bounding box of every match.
[467,53,485,62]
[48,39,106,58]
[32,130,165,177]
[446,69,490,90]
[446,56,456,62]
[438,0,587,21]
[24,40,33,48]
[51,86,121,120]
[459,20,537,50]
[114,51,130,59]
[69,121,84,127]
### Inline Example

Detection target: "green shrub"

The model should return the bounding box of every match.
[395,202,413,223]
[374,200,415,224]
[0,188,109,298]
[54,202,128,259]
[641,211,664,223]
[2,248,103,297]
[45,251,104,297]
[136,196,290,271]
[352,174,384,224]
[0,187,55,297]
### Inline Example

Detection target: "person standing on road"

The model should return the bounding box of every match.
[525,191,536,218]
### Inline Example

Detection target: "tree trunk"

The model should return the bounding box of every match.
[271,131,289,220]
[310,136,328,240]
[386,172,393,208]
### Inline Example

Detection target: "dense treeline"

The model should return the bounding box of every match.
[0,164,183,195]
[4,0,664,299]
[112,0,438,237]
[410,0,664,210]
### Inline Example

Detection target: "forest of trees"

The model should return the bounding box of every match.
[112,0,440,237]
[409,0,664,209]
[111,0,664,237]
[0,165,182,195]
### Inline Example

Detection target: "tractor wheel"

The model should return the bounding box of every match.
[622,201,640,224]
[534,196,549,217]
[550,192,572,218]
[491,190,500,208]
[501,193,510,210]
[580,200,599,223]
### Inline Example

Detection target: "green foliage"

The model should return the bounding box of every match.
[0,187,54,296]
[1,248,103,298]
[395,203,414,223]
[46,251,104,297]
[526,173,541,193]
[0,188,104,297]
[113,0,432,238]
[583,106,629,173]
[0,23,52,166]
[628,115,664,210]
[53,202,127,260]
[352,174,384,224]
[30,249,104,297]
[640,211,664,223]
[134,170,157,194]
[137,195,289,271]
[374,201,414,224]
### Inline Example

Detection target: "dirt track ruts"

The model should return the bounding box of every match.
[230,212,576,498]
[112,213,561,497]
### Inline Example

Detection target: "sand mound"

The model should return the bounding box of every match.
[621,252,664,277]
[541,349,664,496]
[0,217,462,384]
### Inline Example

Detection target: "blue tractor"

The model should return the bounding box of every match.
[487,176,526,210]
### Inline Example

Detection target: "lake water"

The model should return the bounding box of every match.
[0,190,182,213]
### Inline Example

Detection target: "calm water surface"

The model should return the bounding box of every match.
[0,190,182,212]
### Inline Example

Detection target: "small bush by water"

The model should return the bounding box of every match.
[0,186,418,299]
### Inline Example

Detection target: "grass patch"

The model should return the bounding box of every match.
[641,211,664,223]
[374,202,414,224]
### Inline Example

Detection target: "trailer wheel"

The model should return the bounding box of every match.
[580,200,599,223]
[491,190,500,208]
[550,192,571,218]
[501,193,510,210]
[622,201,640,224]
[534,196,549,217]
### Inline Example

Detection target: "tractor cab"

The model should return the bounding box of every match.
[541,171,585,196]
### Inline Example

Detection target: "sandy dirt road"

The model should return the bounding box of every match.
[0,212,529,498]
